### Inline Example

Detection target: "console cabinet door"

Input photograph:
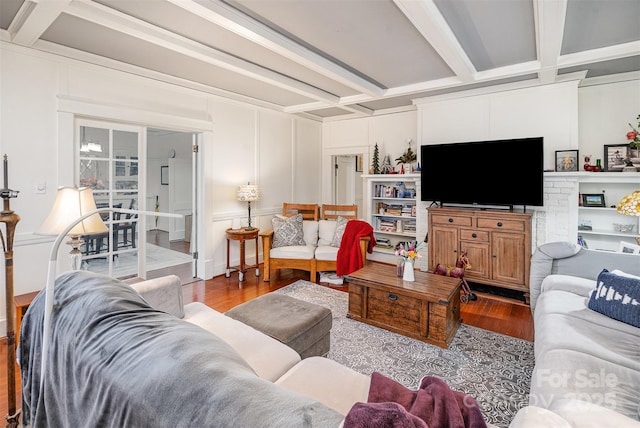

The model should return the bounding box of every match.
[429,226,459,269]
[491,232,527,285]
[461,241,490,279]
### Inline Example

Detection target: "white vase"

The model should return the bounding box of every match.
[403,260,415,282]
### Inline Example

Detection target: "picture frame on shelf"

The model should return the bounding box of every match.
[582,193,606,207]
[603,144,633,172]
[617,241,640,254]
[356,154,363,172]
[555,150,578,172]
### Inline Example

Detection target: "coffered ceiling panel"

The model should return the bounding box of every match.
[1,0,639,121]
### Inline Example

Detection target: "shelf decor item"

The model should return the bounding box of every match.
[582,193,606,207]
[613,223,635,233]
[616,190,640,244]
[371,143,380,174]
[626,114,640,155]
[395,241,424,282]
[604,144,632,171]
[395,139,417,174]
[555,150,579,172]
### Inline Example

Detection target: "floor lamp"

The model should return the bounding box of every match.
[1,156,20,428]
[38,188,183,392]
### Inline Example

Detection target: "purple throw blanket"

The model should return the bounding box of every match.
[344,372,487,428]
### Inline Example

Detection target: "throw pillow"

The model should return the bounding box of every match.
[330,216,349,247]
[588,269,640,328]
[271,214,305,248]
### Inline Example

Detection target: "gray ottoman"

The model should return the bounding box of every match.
[225,293,332,359]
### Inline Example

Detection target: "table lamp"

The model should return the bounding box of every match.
[616,190,640,245]
[36,187,108,270]
[237,183,260,231]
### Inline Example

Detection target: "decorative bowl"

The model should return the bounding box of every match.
[613,223,635,233]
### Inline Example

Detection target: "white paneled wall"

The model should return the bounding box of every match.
[0,43,322,335]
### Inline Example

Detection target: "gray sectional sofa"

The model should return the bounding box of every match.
[520,242,640,427]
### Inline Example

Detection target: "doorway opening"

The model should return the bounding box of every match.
[332,154,364,217]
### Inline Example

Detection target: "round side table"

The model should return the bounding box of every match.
[225,227,260,282]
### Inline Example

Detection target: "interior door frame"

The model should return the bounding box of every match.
[323,146,368,218]
[59,96,211,280]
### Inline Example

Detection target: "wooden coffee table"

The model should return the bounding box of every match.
[345,263,462,348]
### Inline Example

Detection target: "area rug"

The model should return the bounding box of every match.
[83,244,192,277]
[275,280,534,428]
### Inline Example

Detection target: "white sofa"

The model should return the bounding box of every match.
[512,242,640,427]
[131,274,372,413]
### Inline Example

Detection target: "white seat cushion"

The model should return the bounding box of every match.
[276,356,370,416]
[270,245,316,260]
[318,220,337,246]
[303,220,320,246]
[315,245,338,261]
[183,302,301,381]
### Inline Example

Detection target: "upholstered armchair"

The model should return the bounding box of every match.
[260,203,369,283]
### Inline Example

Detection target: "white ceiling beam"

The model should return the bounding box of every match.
[534,0,568,84]
[167,0,383,97]
[558,41,640,68]
[393,0,476,82]
[10,0,71,46]
[65,0,340,104]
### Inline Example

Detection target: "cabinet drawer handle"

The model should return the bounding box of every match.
[472,233,477,238]
[448,218,454,223]
[496,222,503,227]
[388,293,398,301]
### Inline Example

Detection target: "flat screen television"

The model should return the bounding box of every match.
[420,137,544,208]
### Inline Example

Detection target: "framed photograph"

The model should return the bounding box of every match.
[618,241,640,254]
[555,150,578,172]
[582,193,605,207]
[355,154,363,172]
[161,165,169,185]
[604,144,630,171]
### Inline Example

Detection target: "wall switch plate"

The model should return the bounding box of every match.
[35,182,47,194]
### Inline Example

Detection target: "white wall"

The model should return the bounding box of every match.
[322,111,418,203]
[0,42,322,335]
[579,79,640,167]
[416,80,580,171]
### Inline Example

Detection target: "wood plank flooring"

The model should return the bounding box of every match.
[1,253,534,420]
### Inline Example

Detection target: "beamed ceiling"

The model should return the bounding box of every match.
[1,0,639,121]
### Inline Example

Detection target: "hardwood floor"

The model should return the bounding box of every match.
[0,262,534,420]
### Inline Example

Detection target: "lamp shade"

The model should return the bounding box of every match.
[237,184,260,202]
[616,190,640,217]
[37,187,108,236]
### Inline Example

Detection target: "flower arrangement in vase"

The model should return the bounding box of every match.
[627,114,640,159]
[395,241,425,281]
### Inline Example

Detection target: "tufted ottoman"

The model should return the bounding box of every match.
[225,293,332,359]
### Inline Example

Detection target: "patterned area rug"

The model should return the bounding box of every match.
[275,280,534,428]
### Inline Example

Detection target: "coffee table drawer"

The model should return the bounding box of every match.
[367,288,422,335]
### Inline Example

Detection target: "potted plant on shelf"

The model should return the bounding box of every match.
[395,140,417,174]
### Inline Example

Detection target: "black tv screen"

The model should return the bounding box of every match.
[420,137,544,207]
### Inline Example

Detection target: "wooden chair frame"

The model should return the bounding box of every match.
[321,204,358,220]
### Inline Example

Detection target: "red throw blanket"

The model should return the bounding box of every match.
[336,220,376,276]
[344,372,487,428]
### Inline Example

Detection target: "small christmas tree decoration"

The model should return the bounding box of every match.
[380,155,394,174]
[371,143,380,174]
